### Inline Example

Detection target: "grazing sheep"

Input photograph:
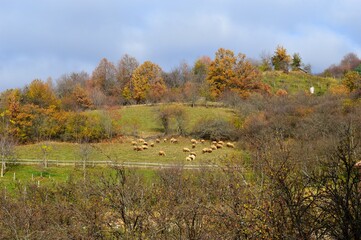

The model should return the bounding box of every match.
[150,142,155,147]
[211,145,217,150]
[163,138,167,142]
[142,145,149,150]
[133,146,138,151]
[202,148,212,153]
[131,141,137,145]
[226,142,235,148]
[218,141,224,145]
[186,156,192,161]
[212,141,217,145]
[143,142,148,146]
[189,154,196,161]
[156,139,161,143]
[216,143,223,149]
[159,150,166,156]
[190,152,197,157]
[171,138,178,144]
[136,146,143,151]
[200,139,205,144]
[192,144,196,149]
[183,148,190,152]
[138,138,145,143]
[191,139,197,144]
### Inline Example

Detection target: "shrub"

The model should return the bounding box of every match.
[191,118,239,141]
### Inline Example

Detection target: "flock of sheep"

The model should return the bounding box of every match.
[131,137,235,161]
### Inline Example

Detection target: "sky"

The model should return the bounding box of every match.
[1,0,361,91]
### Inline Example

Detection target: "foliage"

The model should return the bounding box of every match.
[23,79,59,108]
[207,48,270,100]
[128,61,167,103]
[291,53,302,71]
[191,117,239,140]
[342,70,361,92]
[271,45,291,72]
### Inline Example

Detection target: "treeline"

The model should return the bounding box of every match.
[1,47,361,144]
[2,93,361,239]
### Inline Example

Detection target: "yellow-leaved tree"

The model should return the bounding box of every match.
[129,61,167,103]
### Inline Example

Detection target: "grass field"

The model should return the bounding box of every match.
[15,137,242,164]
[4,104,242,188]
[262,71,340,95]
[117,104,236,136]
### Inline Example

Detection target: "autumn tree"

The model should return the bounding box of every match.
[192,56,211,84]
[207,48,236,100]
[23,79,59,108]
[229,53,270,98]
[272,45,291,72]
[128,61,167,103]
[342,71,361,92]
[91,58,118,96]
[207,48,270,100]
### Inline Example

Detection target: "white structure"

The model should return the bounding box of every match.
[310,86,315,94]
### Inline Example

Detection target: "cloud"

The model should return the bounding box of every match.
[1,0,361,90]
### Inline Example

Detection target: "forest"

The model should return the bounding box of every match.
[1,46,361,239]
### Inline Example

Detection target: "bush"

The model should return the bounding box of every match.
[191,118,239,141]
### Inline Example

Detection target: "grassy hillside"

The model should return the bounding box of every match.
[262,71,340,95]
[117,104,236,137]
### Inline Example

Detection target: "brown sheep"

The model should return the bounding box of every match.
[226,142,235,148]
[183,148,190,152]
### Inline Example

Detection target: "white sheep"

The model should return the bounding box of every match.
[159,150,166,156]
[191,139,197,144]
[210,145,217,150]
[216,143,223,149]
[142,145,149,150]
[131,141,137,145]
[186,156,192,161]
[138,138,145,143]
[190,152,197,157]
[188,154,196,161]
[156,139,161,143]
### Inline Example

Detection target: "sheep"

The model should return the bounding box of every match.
[135,146,143,151]
[202,148,212,153]
[163,138,167,142]
[192,144,196,149]
[142,145,149,150]
[159,150,166,156]
[131,141,137,145]
[143,142,148,146]
[150,142,155,147]
[156,139,161,143]
[218,141,224,145]
[186,156,192,161]
[216,143,223,149]
[190,152,197,157]
[211,145,217,150]
[212,141,217,145]
[170,138,178,144]
[183,147,190,152]
[226,142,235,148]
[188,154,196,161]
[200,139,205,144]
[191,139,197,144]
[138,138,145,143]
[133,146,138,151]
